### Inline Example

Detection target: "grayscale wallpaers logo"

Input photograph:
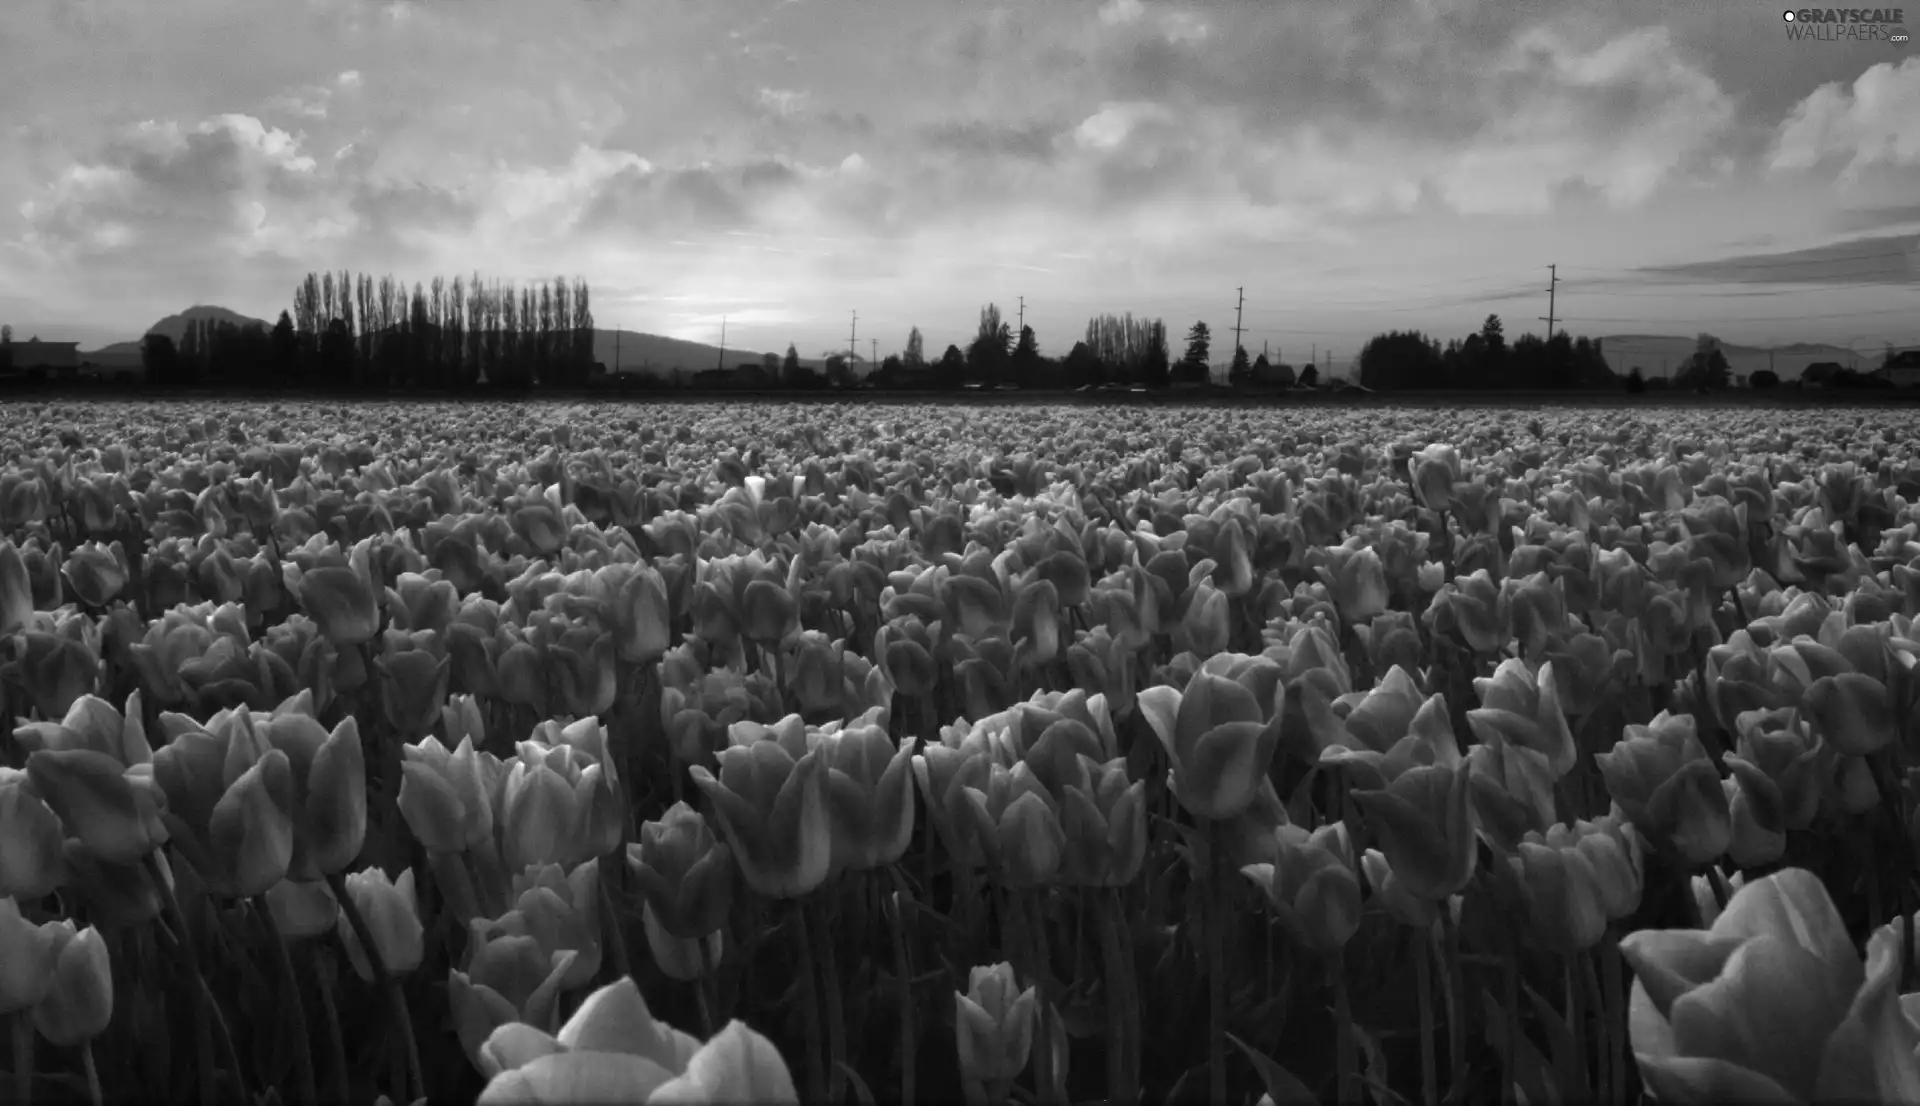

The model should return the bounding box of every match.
[1783,7,1909,41]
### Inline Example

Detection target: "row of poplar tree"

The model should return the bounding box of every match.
[141,273,595,392]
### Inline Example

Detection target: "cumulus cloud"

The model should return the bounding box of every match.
[1770,56,1920,178]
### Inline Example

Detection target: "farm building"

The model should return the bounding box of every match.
[1873,350,1920,387]
[0,338,80,374]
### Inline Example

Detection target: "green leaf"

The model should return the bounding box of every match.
[1226,1030,1320,1106]
[1480,987,1562,1106]
[1522,979,1590,1103]
[836,1060,877,1106]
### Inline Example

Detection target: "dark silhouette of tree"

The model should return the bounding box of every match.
[1063,341,1101,388]
[1750,369,1780,389]
[762,352,781,379]
[1010,325,1039,386]
[1228,346,1251,388]
[1675,333,1732,391]
[1359,330,1445,390]
[938,343,966,389]
[782,344,801,385]
[1141,320,1171,389]
[825,354,853,388]
[1299,363,1320,388]
[0,325,11,345]
[142,333,179,389]
[1626,367,1646,394]
[1178,321,1211,385]
[905,326,925,366]
[271,311,297,384]
[321,318,354,383]
[968,303,1012,385]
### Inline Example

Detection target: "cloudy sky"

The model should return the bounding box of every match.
[2,0,1918,362]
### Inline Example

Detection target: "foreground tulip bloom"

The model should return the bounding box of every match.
[289,538,382,647]
[813,709,916,872]
[1512,832,1606,954]
[627,803,733,944]
[0,767,67,900]
[398,735,504,855]
[1350,760,1477,903]
[0,896,59,1014]
[1243,821,1363,955]
[259,707,367,878]
[1620,867,1911,1102]
[954,962,1037,1092]
[1596,711,1730,867]
[688,720,831,899]
[32,922,113,1046]
[337,866,424,982]
[452,932,580,1074]
[962,761,1068,889]
[475,976,797,1105]
[1138,667,1282,821]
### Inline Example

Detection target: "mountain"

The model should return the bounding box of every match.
[1597,334,1915,383]
[591,329,849,377]
[89,305,273,356]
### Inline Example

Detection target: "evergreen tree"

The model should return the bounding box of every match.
[1179,321,1211,384]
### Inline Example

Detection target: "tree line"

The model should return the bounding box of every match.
[140,273,595,392]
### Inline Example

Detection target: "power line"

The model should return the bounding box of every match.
[1232,286,1245,356]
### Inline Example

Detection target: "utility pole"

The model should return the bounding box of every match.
[1262,339,1268,360]
[1017,296,1025,333]
[614,327,621,372]
[1311,342,1317,366]
[1232,286,1245,356]
[849,310,857,363]
[1540,264,1558,339]
[870,337,877,367]
[717,317,726,370]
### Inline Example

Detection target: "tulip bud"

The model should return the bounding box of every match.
[689,733,831,900]
[1803,672,1896,758]
[0,542,33,637]
[265,877,339,940]
[25,749,168,865]
[1513,837,1606,954]
[1138,668,1281,822]
[337,866,424,982]
[1351,761,1477,902]
[955,963,1037,1090]
[376,649,453,740]
[31,923,113,1046]
[0,768,68,900]
[1244,822,1363,954]
[0,897,59,1014]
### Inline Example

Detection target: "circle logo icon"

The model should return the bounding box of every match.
[1783,9,1795,19]
[1892,25,1910,41]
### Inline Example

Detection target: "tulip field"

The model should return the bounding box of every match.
[6,397,1920,1105]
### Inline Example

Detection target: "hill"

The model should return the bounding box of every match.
[1597,334,1915,383]
[89,305,273,356]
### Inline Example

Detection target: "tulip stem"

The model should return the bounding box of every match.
[790,898,829,1104]
[252,894,318,1106]
[142,852,217,1106]
[1601,931,1626,1105]
[11,1012,32,1106]
[309,946,350,1104]
[81,1040,102,1106]
[887,887,917,1106]
[598,853,632,987]
[1096,887,1139,1106]
[1004,887,1057,1104]
[1582,946,1609,1105]
[1207,819,1229,1106]
[1331,949,1357,1106]
[1564,954,1587,1098]
[1439,914,1465,1101]
[1414,923,1438,1106]
[325,870,425,1106]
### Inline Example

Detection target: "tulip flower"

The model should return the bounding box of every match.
[1138,666,1283,821]
[288,537,382,647]
[257,707,367,879]
[628,803,733,982]
[1467,657,1578,779]
[21,696,167,868]
[336,866,424,982]
[1596,711,1730,867]
[398,735,504,855]
[376,647,453,740]
[1177,577,1231,657]
[1579,809,1645,922]
[451,932,580,1074]
[150,714,297,898]
[688,718,831,899]
[1802,672,1896,758]
[1511,831,1606,954]
[503,717,626,872]
[483,859,602,993]
[0,541,31,637]
[1352,611,1425,684]
[1316,539,1389,625]
[1410,443,1459,513]
[0,767,67,900]
[0,896,59,1014]
[32,922,113,1046]
[1058,754,1147,887]
[954,963,1037,1091]
[474,976,797,1104]
[813,709,916,871]
[265,876,339,940]
[62,541,131,608]
[1428,570,1506,654]
[1244,821,1363,955]
[1620,868,1899,1102]
[912,718,997,868]
[1361,849,1440,929]
[1689,869,1745,928]
[1351,760,1477,902]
